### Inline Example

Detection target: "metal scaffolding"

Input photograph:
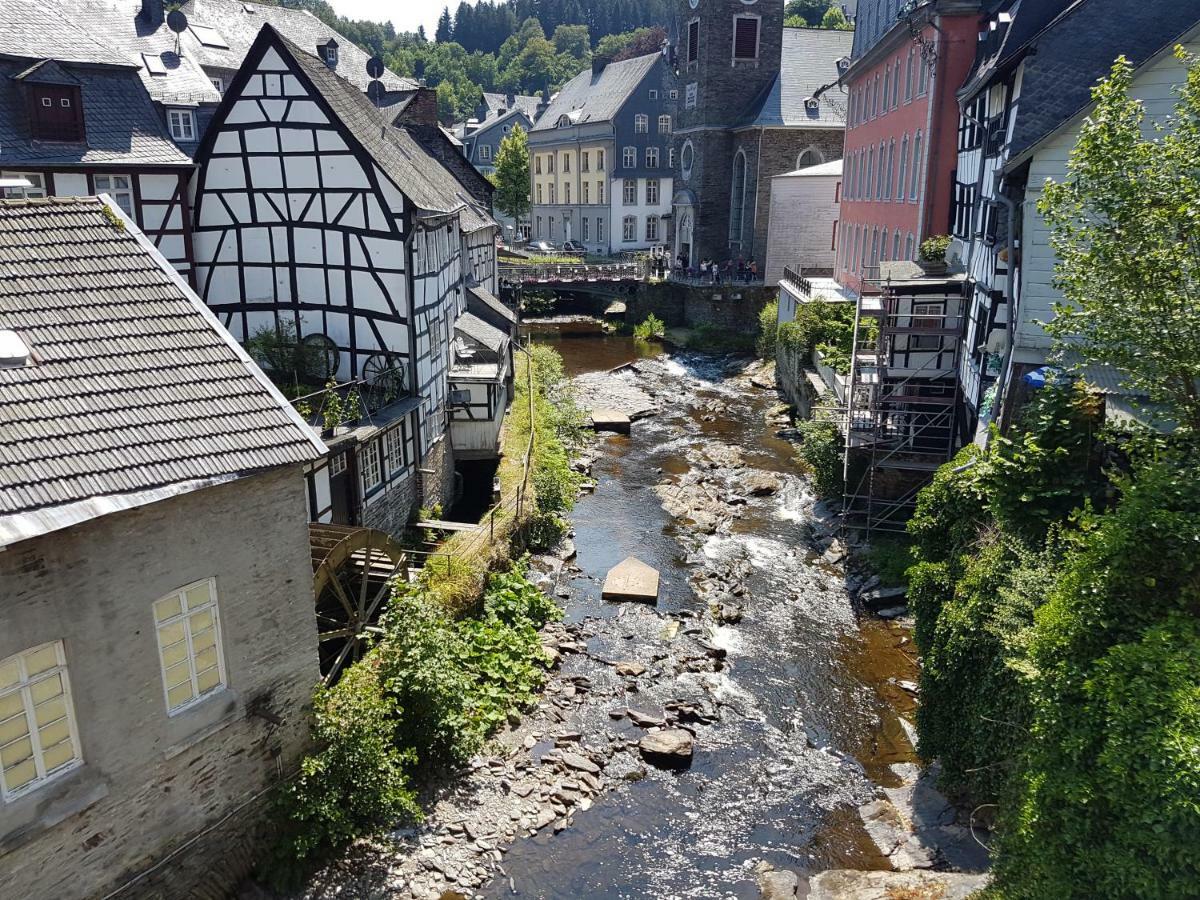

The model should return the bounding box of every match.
[840,266,967,534]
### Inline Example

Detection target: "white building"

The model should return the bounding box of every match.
[764,159,843,286]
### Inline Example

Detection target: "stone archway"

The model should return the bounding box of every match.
[675,207,694,269]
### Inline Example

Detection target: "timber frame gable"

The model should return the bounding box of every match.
[191,27,418,389]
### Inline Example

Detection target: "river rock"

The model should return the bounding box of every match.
[614,661,646,677]
[742,471,782,496]
[638,729,694,766]
[559,752,600,775]
[700,442,745,470]
[807,870,991,900]
[602,557,661,603]
[758,868,800,899]
[876,605,907,619]
[860,586,907,609]
[627,707,666,727]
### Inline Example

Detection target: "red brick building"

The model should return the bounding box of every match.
[836,0,982,294]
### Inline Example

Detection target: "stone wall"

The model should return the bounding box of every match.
[627,281,774,332]
[0,467,319,900]
[749,129,845,262]
[421,435,459,514]
[361,470,421,537]
[775,341,821,418]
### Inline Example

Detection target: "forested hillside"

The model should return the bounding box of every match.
[263,0,850,123]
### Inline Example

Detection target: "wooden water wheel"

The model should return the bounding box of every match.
[309,524,408,683]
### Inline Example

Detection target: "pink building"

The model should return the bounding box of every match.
[836,0,982,294]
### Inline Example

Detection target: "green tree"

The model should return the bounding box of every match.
[1039,51,1200,432]
[552,23,591,59]
[820,6,853,29]
[435,6,453,42]
[784,15,809,27]
[491,125,531,223]
[785,0,831,24]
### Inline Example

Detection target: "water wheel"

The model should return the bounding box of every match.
[309,524,408,683]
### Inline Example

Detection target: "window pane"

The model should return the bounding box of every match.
[0,712,29,745]
[155,595,182,623]
[0,693,22,720]
[168,682,195,709]
[189,609,214,632]
[34,696,65,728]
[194,646,218,674]
[38,718,69,749]
[29,674,62,705]
[4,758,37,791]
[161,640,189,668]
[42,740,77,772]
[1,736,33,768]
[185,585,211,610]
[197,667,222,694]
[159,621,185,647]
[165,660,191,690]
[25,645,58,676]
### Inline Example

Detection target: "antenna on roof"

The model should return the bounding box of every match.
[166,8,188,55]
[366,55,385,110]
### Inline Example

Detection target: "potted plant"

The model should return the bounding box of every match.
[917,234,952,275]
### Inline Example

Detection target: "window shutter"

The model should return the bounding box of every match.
[688,20,699,63]
[734,18,758,59]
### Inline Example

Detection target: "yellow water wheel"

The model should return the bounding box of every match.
[309,524,408,683]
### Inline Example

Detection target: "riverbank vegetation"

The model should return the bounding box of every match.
[263,345,582,886]
[633,313,666,342]
[909,55,1200,897]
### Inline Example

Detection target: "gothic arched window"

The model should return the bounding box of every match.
[796,147,823,169]
[729,151,748,247]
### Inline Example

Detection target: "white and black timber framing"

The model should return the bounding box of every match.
[191,25,498,472]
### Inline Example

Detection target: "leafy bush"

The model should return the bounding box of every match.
[681,323,757,353]
[863,533,915,587]
[795,410,844,499]
[777,298,856,358]
[244,321,327,390]
[633,313,666,341]
[263,663,420,886]
[757,299,778,359]
[997,454,1200,897]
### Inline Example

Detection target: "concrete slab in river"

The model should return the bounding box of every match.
[602,556,660,602]
[590,408,631,434]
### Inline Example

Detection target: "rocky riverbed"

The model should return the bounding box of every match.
[299,344,988,900]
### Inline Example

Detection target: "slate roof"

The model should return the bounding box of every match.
[0,0,132,68]
[777,159,844,177]
[1003,0,1200,162]
[264,28,495,226]
[480,92,542,122]
[467,285,518,330]
[741,27,854,129]
[177,0,416,95]
[0,196,324,546]
[532,53,660,132]
[454,312,507,355]
[0,58,192,167]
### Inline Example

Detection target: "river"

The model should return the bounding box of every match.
[301,323,976,900]
[487,323,921,896]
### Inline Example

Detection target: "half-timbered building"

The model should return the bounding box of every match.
[191,25,500,532]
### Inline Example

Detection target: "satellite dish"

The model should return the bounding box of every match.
[166,9,188,33]
[366,56,385,79]
[366,80,385,104]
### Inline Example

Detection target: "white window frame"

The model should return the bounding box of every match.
[645,215,659,242]
[645,147,659,168]
[0,641,83,800]
[732,14,761,62]
[359,439,383,495]
[0,171,46,200]
[153,580,227,716]
[634,114,648,133]
[583,181,590,204]
[210,76,224,94]
[94,174,134,216]
[596,149,605,171]
[167,108,196,142]
[383,425,409,480]
[623,215,636,242]
[329,451,347,476]
[623,178,637,206]
[623,146,636,168]
[479,144,492,161]
[645,177,659,206]
[669,89,679,100]
[649,89,658,100]
[597,217,605,242]
[658,115,671,134]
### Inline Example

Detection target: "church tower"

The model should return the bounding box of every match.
[670,0,784,266]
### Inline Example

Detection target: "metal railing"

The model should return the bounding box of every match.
[781,266,812,296]
[499,262,646,283]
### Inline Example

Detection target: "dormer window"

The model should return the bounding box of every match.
[167,108,196,142]
[321,40,339,67]
[557,114,571,128]
[29,85,83,142]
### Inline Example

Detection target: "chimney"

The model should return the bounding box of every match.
[505,91,516,109]
[140,0,164,27]
[394,87,439,128]
[592,55,611,78]
[535,85,550,119]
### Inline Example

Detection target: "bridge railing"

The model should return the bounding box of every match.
[498,261,647,283]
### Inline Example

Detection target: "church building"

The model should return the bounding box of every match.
[669,0,853,269]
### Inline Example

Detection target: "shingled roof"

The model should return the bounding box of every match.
[0,196,324,547]
[532,53,660,132]
[741,27,853,129]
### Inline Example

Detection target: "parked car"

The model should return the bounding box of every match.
[524,241,555,253]
[561,240,586,254]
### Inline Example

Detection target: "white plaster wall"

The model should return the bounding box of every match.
[764,174,840,285]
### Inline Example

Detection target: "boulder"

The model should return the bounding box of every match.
[742,472,782,496]
[614,661,646,677]
[638,729,694,767]
[602,557,660,603]
[807,870,991,900]
[758,868,800,899]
